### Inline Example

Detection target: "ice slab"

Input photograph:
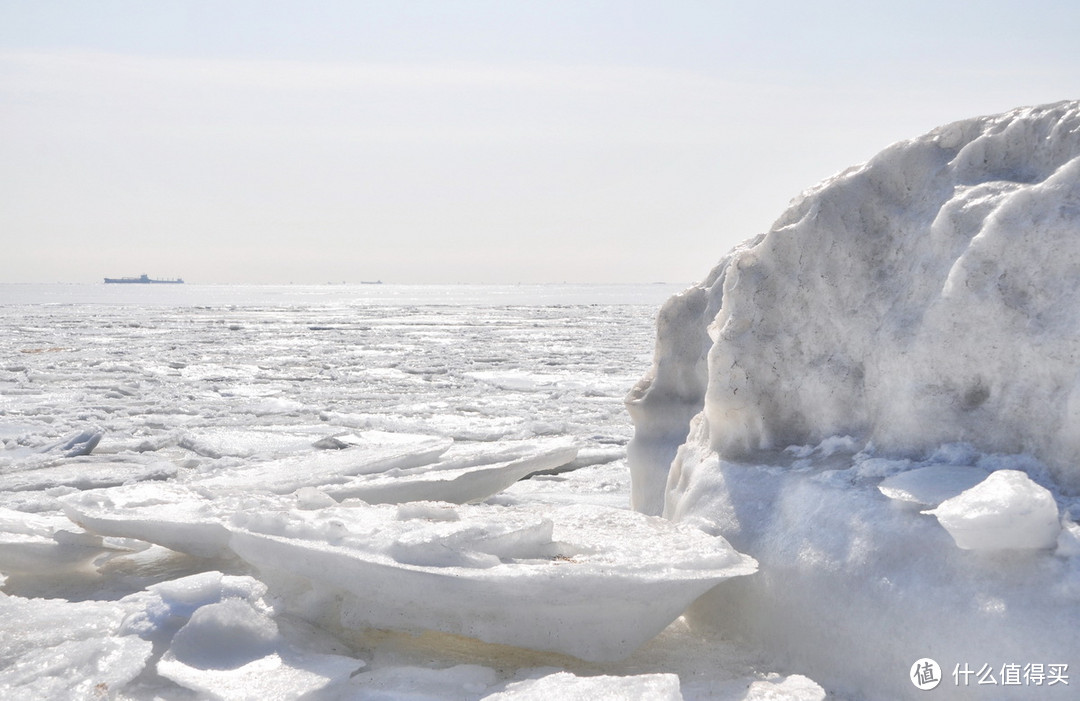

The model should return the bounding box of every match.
[324,444,578,504]
[0,458,177,492]
[343,664,498,700]
[228,501,756,661]
[37,427,104,457]
[926,469,1061,550]
[0,506,108,574]
[178,427,323,459]
[877,464,989,507]
[60,483,248,559]
[187,431,452,493]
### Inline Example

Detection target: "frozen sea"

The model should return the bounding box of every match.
[0,283,822,701]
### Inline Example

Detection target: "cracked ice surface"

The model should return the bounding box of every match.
[0,283,801,700]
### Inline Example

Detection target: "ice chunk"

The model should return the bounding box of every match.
[743,674,826,701]
[158,598,361,701]
[228,502,755,661]
[35,427,104,457]
[487,671,683,700]
[877,464,989,507]
[662,439,1080,700]
[926,469,1060,550]
[324,444,578,504]
[60,483,243,558]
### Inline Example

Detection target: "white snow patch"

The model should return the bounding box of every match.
[926,469,1060,550]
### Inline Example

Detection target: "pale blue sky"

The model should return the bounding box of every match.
[2,1,1078,284]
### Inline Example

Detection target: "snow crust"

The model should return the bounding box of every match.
[630,101,1080,699]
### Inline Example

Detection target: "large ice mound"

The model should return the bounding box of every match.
[628,101,1080,699]
[628,100,1080,510]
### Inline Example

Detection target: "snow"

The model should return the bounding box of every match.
[630,101,1080,699]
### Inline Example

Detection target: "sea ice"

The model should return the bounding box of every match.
[0,457,177,492]
[926,469,1061,550]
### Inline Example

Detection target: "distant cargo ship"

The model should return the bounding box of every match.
[104,274,184,284]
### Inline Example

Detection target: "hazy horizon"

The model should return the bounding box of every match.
[3,1,1079,285]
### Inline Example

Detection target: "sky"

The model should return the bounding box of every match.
[2,1,1079,285]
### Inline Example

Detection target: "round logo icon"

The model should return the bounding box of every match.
[911,658,942,690]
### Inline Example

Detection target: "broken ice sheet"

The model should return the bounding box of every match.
[324,443,578,504]
[228,501,757,662]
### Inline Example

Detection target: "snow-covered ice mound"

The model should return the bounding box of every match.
[629,100,1080,505]
[629,101,1080,699]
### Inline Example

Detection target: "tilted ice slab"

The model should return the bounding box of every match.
[58,441,579,558]
[629,101,1080,699]
[229,501,756,662]
[323,442,579,503]
[60,483,253,559]
[185,431,452,494]
[629,100,1080,506]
